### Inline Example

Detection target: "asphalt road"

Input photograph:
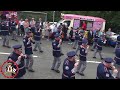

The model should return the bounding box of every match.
[0,36,115,79]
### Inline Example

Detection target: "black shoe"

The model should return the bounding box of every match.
[73,47,76,49]
[12,39,14,40]
[28,69,35,72]
[51,68,54,70]
[40,50,43,53]
[61,53,64,56]
[101,58,103,60]
[15,40,18,41]
[76,54,78,56]
[93,57,96,59]
[55,70,60,73]
[91,49,94,51]
[6,46,11,48]
[76,72,79,74]
[40,43,42,44]
[33,49,37,51]
[79,73,85,76]
[2,45,6,47]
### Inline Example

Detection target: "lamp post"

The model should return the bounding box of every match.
[53,11,55,23]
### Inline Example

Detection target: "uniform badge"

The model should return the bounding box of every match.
[23,39,26,42]
[65,66,69,70]
[53,43,56,46]
[106,73,109,77]
[82,49,84,52]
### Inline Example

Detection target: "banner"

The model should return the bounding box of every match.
[93,21,103,30]
[87,22,93,30]
[73,19,80,29]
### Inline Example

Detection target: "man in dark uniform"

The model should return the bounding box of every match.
[23,31,35,72]
[96,58,118,79]
[75,30,84,56]
[0,20,11,48]
[8,45,27,79]
[91,30,99,51]
[114,47,120,79]
[87,29,93,45]
[114,35,120,52]
[55,32,64,56]
[33,28,43,53]
[73,28,80,49]
[51,34,62,73]
[93,35,106,60]
[77,38,89,76]
[10,19,17,41]
[62,51,79,79]
[68,27,74,45]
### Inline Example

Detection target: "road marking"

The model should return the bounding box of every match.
[76,59,101,64]
[87,61,101,64]
[0,52,38,58]
[0,52,101,63]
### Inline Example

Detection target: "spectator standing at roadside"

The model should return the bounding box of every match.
[62,23,68,41]
[68,27,74,45]
[82,21,87,31]
[52,24,58,40]
[46,22,51,41]
[38,18,43,29]
[30,18,36,37]
[106,28,112,46]
[10,19,18,41]
[19,19,25,36]
[23,18,30,34]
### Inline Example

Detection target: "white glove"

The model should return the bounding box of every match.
[74,62,79,67]
[20,53,27,59]
[112,69,118,78]
[59,39,62,44]
[71,62,79,74]
[16,56,22,65]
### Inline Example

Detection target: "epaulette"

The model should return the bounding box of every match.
[23,35,27,39]
[53,40,55,42]
[65,59,69,65]
[8,52,13,60]
[104,66,108,72]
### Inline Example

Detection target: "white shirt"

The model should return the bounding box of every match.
[30,20,36,27]
[19,21,24,26]
[52,26,58,33]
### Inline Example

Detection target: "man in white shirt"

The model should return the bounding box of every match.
[106,28,112,46]
[19,19,25,36]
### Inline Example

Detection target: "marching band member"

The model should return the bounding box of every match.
[51,34,62,73]
[77,38,89,76]
[93,35,106,60]
[8,45,27,79]
[23,31,35,72]
[62,51,79,79]
[96,57,118,79]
